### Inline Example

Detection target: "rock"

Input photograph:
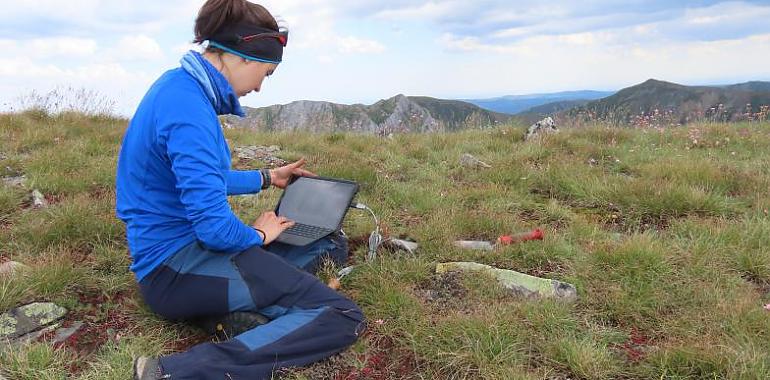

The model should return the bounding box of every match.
[436,262,577,301]
[0,303,67,342]
[459,153,491,169]
[233,145,287,167]
[1,175,26,187]
[0,261,29,279]
[525,117,559,141]
[31,189,47,208]
[383,239,418,254]
[52,321,84,345]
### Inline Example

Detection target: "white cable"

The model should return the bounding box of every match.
[352,202,383,261]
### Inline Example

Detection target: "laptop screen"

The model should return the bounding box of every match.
[276,177,358,230]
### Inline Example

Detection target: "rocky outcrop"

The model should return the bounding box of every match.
[226,94,512,134]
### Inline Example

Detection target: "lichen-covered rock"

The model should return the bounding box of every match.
[0,302,67,341]
[436,262,577,301]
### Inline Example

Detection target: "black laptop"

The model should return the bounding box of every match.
[274,176,359,246]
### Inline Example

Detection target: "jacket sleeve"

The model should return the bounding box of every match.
[225,169,263,195]
[165,121,263,251]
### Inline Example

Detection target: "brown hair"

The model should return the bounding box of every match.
[193,0,278,44]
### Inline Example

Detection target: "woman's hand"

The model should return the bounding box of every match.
[252,211,295,245]
[269,158,316,189]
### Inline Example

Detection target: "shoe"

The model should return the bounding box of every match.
[195,311,270,341]
[133,356,169,379]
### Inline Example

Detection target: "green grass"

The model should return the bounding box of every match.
[2,110,770,379]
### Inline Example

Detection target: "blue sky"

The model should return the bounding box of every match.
[1,0,770,116]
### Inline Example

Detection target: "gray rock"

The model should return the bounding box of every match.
[525,117,559,141]
[31,189,47,208]
[1,175,26,187]
[384,239,418,254]
[234,145,287,167]
[0,261,29,279]
[0,303,67,341]
[459,153,491,169]
[52,321,83,345]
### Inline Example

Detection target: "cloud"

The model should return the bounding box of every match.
[336,36,386,54]
[0,37,98,59]
[105,35,165,61]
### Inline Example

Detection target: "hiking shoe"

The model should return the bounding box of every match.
[133,356,169,380]
[196,311,270,341]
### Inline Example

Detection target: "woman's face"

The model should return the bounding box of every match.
[228,57,278,97]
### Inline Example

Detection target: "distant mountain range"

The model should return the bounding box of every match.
[225,79,770,133]
[464,90,614,115]
[226,94,512,134]
[566,79,770,124]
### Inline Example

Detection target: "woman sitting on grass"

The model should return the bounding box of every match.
[115,0,365,378]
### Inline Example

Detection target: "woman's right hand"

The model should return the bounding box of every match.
[252,211,295,245]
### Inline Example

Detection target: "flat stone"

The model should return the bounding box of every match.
[52,321,84,345]
[233,145,287,167]
[459,153,491,169]
[1,175,26,187]
[8,323,59,347]
[436,262,577,301]
[0,302,67,341]
[384,239,418,254]
[0,261,29,279]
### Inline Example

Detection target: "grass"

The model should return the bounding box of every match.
[1,110,770,379]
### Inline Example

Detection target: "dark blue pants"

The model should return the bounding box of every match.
[138,233,365,379]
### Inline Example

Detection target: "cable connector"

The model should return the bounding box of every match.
[350,202,383,261]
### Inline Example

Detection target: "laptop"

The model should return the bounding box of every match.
[273,176,359,246]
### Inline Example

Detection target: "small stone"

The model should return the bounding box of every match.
[459,153,491,169]
[31,189,47,208]
[52,321,84,345]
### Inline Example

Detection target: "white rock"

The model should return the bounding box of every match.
[31,189,47,208]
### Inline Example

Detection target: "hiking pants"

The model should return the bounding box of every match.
[138,233,365,379]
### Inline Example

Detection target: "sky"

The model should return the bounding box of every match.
[1,0,770,116]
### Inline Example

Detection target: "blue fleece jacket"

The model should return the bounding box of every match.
[116,51,264,281]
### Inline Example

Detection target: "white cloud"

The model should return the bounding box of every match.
[336,36,386,54]
[105,35,165,61]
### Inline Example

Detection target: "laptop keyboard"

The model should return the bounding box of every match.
[284,223,334,239]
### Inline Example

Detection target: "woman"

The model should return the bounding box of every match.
[115,1,365,378]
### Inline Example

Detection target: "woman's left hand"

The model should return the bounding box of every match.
[270,158,317,189]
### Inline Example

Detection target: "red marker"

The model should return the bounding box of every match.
[497,229,544,245]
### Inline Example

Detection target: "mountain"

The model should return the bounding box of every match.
[226,94,513,134]
[465,90,614,115]
[565,79,770,124]
[517,99,594,123]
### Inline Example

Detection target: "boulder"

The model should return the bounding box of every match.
[525,117,559,141]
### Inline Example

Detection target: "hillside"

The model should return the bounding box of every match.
[566,79,770,125]
[226,94,513,134]
[2,111,770,379]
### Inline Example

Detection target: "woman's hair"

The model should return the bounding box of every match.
[194,0,278,44]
